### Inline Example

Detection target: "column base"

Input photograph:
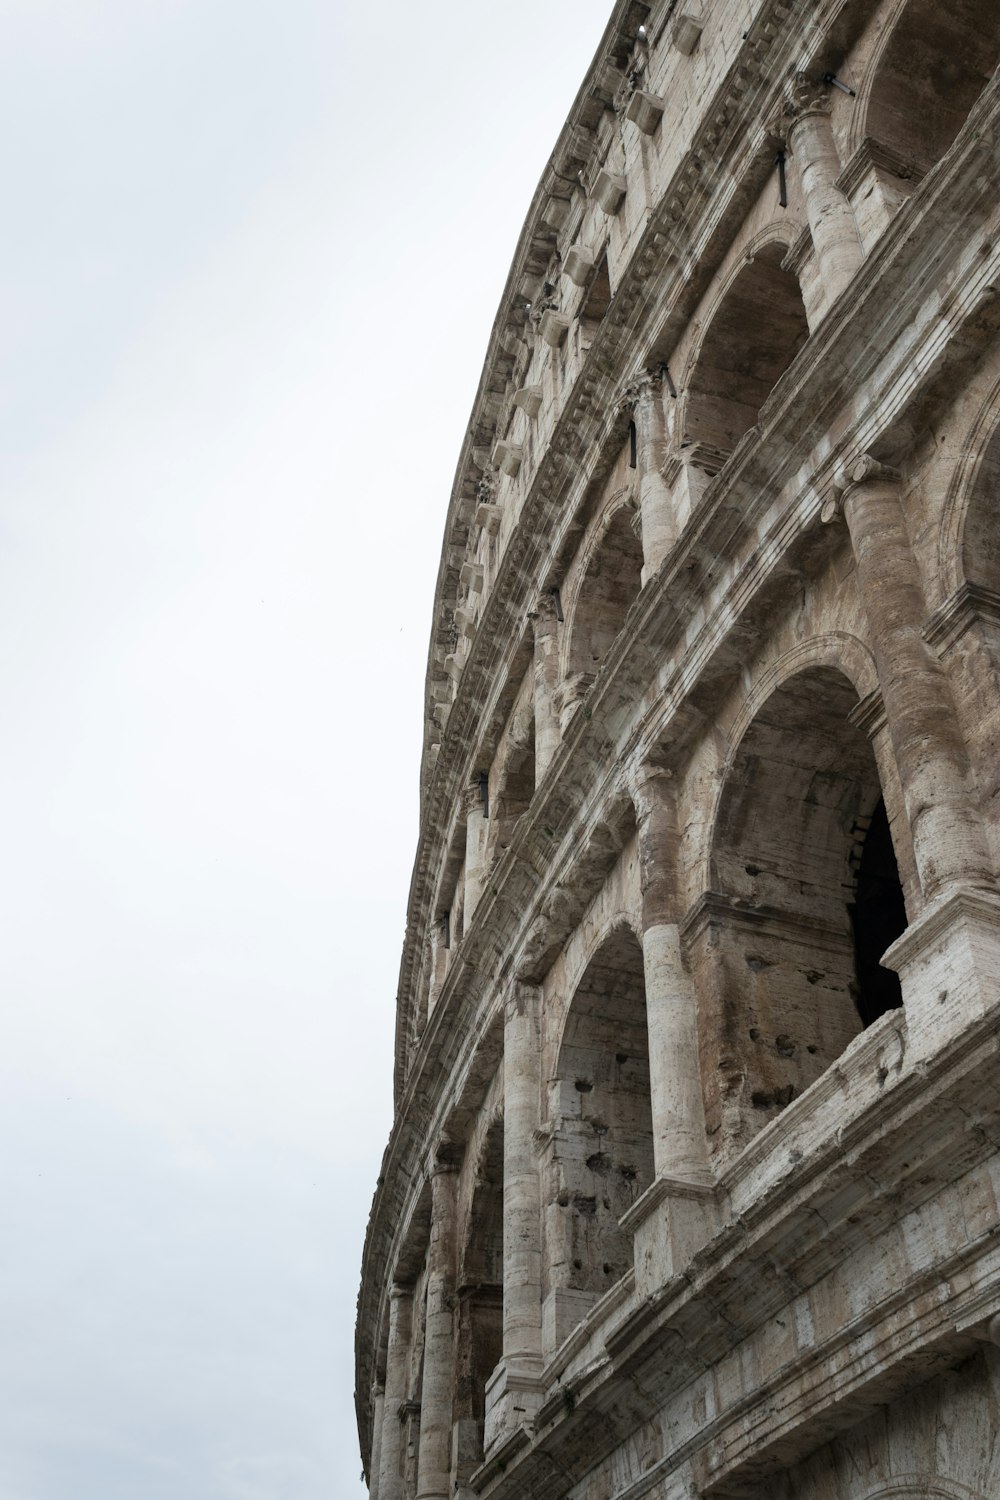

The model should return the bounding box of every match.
[620,1173,719,1301]
[881,886,1000,1060]
[483,1357,545,1457]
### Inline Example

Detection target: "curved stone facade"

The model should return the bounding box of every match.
[356,4,1000,1498]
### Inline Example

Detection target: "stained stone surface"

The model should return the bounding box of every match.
[356,4,1000,1499]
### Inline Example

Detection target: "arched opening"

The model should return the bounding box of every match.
[546,926,653,1341]
[683,246,809,465]
[454,1118,504,1483]
[485,708,536,872]
[690,668,906,1158]
[867,0,1000,177]
[565,506,643,679]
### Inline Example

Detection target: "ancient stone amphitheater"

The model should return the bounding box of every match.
[356,4,1000,1498]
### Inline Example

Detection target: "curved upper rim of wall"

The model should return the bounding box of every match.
[415,0,650,804]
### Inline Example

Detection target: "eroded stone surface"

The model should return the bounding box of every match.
[357,4,1000,1499]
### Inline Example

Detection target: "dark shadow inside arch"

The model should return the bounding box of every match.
[849,796,906,1028]
[683,245,809,464]
[455,1118,504,1482]
[566,506,643,677]
[552,926,653,1308]
[693,667,907,1154]
[868,0,1000,176]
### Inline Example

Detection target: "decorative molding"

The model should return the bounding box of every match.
[848,687,887,741]
[835,135,925,201]
[924,581,1000,655]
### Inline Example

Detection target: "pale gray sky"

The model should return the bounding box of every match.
[0,3,612,1496]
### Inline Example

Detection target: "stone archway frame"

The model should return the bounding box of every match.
[674,224,803,460]
[558,908,644,1024]
[845,0,914,162]
[559,484,641,683]
[689,631,880,898]
[938,370,1000,599]
[862,1478,989,1500]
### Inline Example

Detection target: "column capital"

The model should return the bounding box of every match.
[527,588,561,631]
[623,757,675,818]
[619,368,665,412]
[783,71,832,126]
[462,777,486,819]
[823,453,900,520]
[427,1139,463,1177]
[503,976,541,1025]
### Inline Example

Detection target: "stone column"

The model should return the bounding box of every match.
[835,456,992,902]
[377,1285,413,1500]
[484,979,545,1452]
[502,979,543,1364]
[463,781,488,922]
[426,919,448,1020]
[369,1384,385,1500]
[784,74,862,310]
[415,1153,459,1500]
[631,373,675,582]
[529,593,561,784]
[831,455,1000,1059]
[629,764,713,1184]
[621,762,717,1296]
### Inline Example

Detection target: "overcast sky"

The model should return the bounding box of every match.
[0,3,613,1497]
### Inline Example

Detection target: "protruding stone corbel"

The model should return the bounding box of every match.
[459,560,484,592]
[592,167,626,215]
[671,14,702,54]
[492,440,523,477]
[563,244,595,287]
[475,501,501,536]
[625,88,665,135]
[512,384,543,418]
[538,309,571,348]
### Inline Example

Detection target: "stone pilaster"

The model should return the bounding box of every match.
[628,373,674,581]
[415,1153,459,1500]
[529,593,561,784]
[783,75,862,315]
[833,456,1000,1059]
[623,762,718,1296]
[377,1286,413,1500]
[426,919,448,1020]
[463,780,488,922]
[484,980,545,1454]
[629,763,713,1185]
[369,1384,385,1500]
[835,456,992,902]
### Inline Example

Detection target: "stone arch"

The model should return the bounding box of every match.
[935,388,1000,854]
[855,0,1000,178]
[454,1111,504,1483]
[679,241,809,466]
[561,489,643,684]
[862,1481,989,1500]
[688,664,907,1158]
[546,923,654,1334]
[485,701,536,872]
[938,373,1000,597]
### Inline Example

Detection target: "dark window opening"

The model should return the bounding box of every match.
[628,421,637,468]
[849,797,906,1027]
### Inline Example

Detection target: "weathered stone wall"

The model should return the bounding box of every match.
[358,2,1000,1498]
